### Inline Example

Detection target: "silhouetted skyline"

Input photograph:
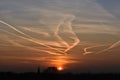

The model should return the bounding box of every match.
[0,67,120,80]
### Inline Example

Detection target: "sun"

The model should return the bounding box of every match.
[57,66,63,71]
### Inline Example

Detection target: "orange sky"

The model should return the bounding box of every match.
[0,0,120,72]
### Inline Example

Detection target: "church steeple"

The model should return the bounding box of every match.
[37,66,40,74]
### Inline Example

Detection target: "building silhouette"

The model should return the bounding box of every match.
[43,67,58,73]
[37,66,40,74]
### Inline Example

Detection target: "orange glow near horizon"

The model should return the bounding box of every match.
[50,56,68,69]
[57,66,63,71]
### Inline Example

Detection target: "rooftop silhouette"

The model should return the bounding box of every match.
[43,67,58,74]
[0,67,120,80]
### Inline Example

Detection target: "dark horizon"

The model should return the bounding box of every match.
[0,68,120,80]
[1,65,120,73]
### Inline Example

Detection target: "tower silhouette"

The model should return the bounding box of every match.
[37,66,40,74]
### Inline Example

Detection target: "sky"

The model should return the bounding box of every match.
[0,0,120,73]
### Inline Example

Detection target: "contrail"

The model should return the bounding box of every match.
[54,18,69,48]
[95,21,120,54]
[0,15,80,55]
[83,41,120,55]
[83,47,93,55]
[54,14,80,53]
[9,39,62,55]
[40,50,63,55]
[1,29,68,55]
[0,20,29,37]
[83,45,105,55]
[65,37,80,52]
[22,27,50,37]
[63,15,80,52]
[0,20,68,54]
[108,40,120,49]
[96,40,120,54]
[7,38,44,54]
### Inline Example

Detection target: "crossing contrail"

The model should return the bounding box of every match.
[0,14,80,55]
[54,18,69,48]
[0,20,68,55]
[9,39,62,55]
[0,29,68,55]
[54,14,80,53]
[63,15,80,52]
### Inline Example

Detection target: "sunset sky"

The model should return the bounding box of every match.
[0,0,120,73]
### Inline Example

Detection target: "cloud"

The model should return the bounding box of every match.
[0,13,80,55]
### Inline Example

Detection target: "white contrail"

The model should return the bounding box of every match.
[1,29,68,55]
[83,48,92,55]
[54,18,69,48]
[9,39,62,55]
[96,40,120,54]
[63,15,80,52]
[83,45,105,55]
[0,20,68,54]
[65,37,80,52]
[108,40,120,49]
[21,27,50,37]
[0,20,29,37]
[95,21,120,54]
[7,38,44,54]
[0,15,80,55]
[54,14,80,53]
[40,50,63,55]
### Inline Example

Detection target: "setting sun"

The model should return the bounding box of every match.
[57,66,63,71]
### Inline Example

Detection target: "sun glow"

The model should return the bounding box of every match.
[57,66,63,71]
